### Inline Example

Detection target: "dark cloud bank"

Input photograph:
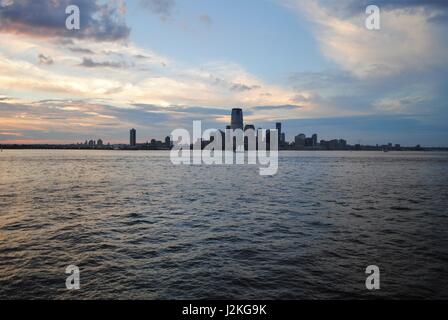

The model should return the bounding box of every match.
[0,0,130,41]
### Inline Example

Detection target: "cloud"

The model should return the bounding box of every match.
[0,99,231,143]
[134,54,152,60]
[79,57,127,69]
[287,67,446,118]
[285,0,448,78]
[68,47,95,55]
[1,96,447,146]
[0,0,130,41]
[133,104,232,116]
[0,34,298,108]
[209,75,264,93]
[339,0,448,13]
[281,1,448,128]
[230,83,261,92]
[0,98,297,143]
[38,53,54,65]
[374,95,428,113]
[254,105,303,111]
[0,131,23,137]
[0,0,13,7]
[0,0,446,146]
[140,0,175,19]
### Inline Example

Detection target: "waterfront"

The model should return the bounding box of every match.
[0,150,447,299]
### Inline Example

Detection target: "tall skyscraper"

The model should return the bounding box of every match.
[276,122,282,144]
[231,108,244,130]
[275,122,282,139]
[130,129,136,147]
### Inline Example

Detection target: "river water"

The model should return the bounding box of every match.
[0,150,447,299]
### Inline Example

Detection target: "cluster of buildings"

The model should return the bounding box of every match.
[3,108,430,151]
[126,108,406,151]
[219,108,349,151]
[80,139,106,148]
[73,128,172,150]
[129,128,172,150]
[292,134,349,151]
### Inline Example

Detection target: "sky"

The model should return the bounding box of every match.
[0,0,447,146]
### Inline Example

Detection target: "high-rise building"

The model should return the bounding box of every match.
[231,108,244,130]
[244,124,256,150]
[276,123,282,144]
[165,136,172,148]
[312,134,318,147]
[305,137,314,147]
[295,134,306,148]
[266,129,271,145]
[130,128,136,147]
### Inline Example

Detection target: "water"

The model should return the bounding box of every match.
[0,150,447,299]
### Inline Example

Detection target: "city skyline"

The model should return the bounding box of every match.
[118,108,425,151]
[0,1,447,146]
[1,108,435,151]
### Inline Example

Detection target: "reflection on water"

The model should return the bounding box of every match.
[0,150,447,299]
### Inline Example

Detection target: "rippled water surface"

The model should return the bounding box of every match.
[1,150,448,299]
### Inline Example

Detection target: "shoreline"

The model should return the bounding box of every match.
[1,146,448,152]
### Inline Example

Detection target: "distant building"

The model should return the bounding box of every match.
[130,129,136,147]
[295,134,306,148]
[312,134,318,147]
[244,124,256,150]
[224,125,232,148]
[276,122,282,144]
[244,124,255,132]
[165,136,172,148]
[97,139,103,147]
[305,137,314,147]
[231,108,244,130]
[219,129,225,145]
[320,139,347,150]
[328,140,338,150]
[266,129,271,145]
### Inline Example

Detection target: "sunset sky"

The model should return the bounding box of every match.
[0,0,447,146]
